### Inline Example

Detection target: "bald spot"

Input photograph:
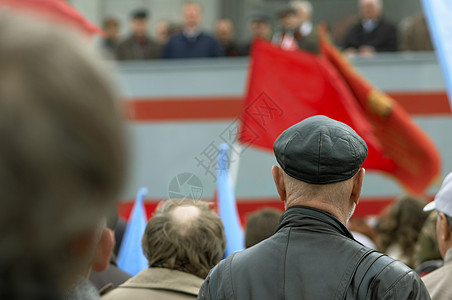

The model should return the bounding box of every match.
[171,205,200,234]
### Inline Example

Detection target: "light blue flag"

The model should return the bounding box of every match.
[117,187,149,276]
[217,143,245,257]
[422,0,452,107]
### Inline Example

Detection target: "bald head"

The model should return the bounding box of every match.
[290,1,313,23]
[183,2,202,30]
[171,205,201,235]
[360,0,382,20]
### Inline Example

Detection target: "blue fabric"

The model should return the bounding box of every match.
[162,32,224,58]
[117,187,148,276]
[217,143,244,257]
[422,0,452,108]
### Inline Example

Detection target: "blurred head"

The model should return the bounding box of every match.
[215,19,234,45]
[183,2,202,30]
[277,7,299,30]
[359,0,382,20]
[377,195,429,267]
[290,1,313,25]
[245,208,282,248]
[0,12,127,298]
[155,20,169,44]
[422,172,452,259]
[142,199,226,279]
[250,19,272,40]
[103,17,120,40]
[130,9,149,37]
[414,210,442,266]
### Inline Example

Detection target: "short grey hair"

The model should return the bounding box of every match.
[142,199,226,278]
[283,170,354,206]
[360,0,383,9]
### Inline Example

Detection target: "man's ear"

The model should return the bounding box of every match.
[439,213,451,241]
[92,228,115,273]
[272,165,286,202]
[350,168,365,205]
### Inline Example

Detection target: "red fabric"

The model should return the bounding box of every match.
[0,0,104,37]
[238,37,440,195]
[319,27,441,195]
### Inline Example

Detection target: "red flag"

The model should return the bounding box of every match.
[318,27,440,195]
[0,0,104,37]
[238,38,440,195]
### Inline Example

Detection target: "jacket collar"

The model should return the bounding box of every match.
[278,206,356,240]
[120,267,203,296]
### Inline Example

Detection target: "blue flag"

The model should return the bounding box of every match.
[422,0,452,107]
[217,143,244,256]
[117,187,149,275]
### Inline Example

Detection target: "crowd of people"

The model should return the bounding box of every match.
[1,1,449,300]
[100,0,433,61]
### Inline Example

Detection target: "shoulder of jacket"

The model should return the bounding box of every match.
[370,258,428,298]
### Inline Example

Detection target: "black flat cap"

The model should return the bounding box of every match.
[273,115,368,184]
[132,9,148,20]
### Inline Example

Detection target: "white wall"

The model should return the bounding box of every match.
[69,0,221,39]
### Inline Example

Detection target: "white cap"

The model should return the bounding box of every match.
[424,172,452,215]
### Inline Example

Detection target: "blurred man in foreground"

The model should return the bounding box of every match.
[0,12,127,299]
[198,115,429,299]
[422,172,452,299]
[103,199,225,299]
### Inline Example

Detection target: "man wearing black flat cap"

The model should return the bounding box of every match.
[116,9,161,60]
[198,115,430,300]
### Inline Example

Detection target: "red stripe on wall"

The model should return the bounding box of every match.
[117,196,406,225]
[124,91,450,122]
[125,97,243,121]
[391,91,451,115]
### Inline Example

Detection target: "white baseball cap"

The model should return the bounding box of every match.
[424,172,452,215]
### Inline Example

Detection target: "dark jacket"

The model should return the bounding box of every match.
[115,35,161,60]
[343,18,398,52]
[198,206,430,300]
[162,32,224,59]
[89,255,131,295]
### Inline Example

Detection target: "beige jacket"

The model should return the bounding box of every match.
[102,268,204,300]
[422,248,452,300]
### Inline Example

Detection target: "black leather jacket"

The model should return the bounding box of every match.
[198,206,430,300]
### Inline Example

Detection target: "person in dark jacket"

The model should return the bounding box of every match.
[343,0,397,56]
[198,115,430,300]
[116,9,161,60]
[162,2,223,59]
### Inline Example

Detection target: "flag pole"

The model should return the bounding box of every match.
[217,143,244,256]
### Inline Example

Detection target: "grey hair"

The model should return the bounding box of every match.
[360,0,383,9]
[283,171,354,206]
[142,199,226,278]
[290,1,313,17]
